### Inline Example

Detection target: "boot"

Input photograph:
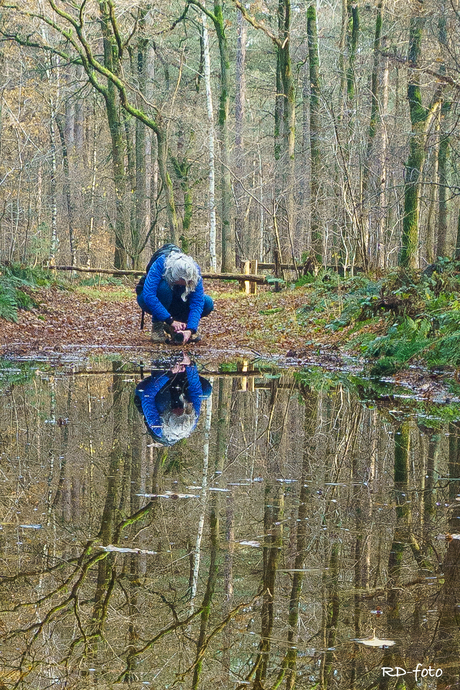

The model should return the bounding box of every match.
[150,321,166,343]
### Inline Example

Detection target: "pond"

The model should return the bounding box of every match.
[0,354,460,689]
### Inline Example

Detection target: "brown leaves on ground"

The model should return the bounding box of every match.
[0,281,316,359]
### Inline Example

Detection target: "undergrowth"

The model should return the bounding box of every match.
[0,263,56,321]
[296,259,460,374]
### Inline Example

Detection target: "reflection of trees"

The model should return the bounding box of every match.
[253,384,285,689]
[4,366,460,688]
[0,363,194,686]
[433,421,460,689]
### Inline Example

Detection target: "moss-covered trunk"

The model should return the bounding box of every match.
[214,0,233,271]
[400,3,441,268]
[307,3,321,260]
[99,1,128,269]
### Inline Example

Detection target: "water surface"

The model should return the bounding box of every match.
[0,356,459,689]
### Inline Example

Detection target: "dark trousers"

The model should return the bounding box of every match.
[137,279,214,323]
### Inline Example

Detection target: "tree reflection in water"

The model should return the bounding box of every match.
[0,358,459,688]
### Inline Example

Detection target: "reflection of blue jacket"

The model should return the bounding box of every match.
[142,255,205,332]
[135,366,212,444]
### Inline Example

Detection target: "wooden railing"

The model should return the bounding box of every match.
[53,260,362,296]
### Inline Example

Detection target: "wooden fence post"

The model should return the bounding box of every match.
[239,260,251,293]
[237,358,255,391]
[274,248,282,292]
[249,260,258,295]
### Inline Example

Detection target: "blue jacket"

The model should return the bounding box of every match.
[135,366,209,444]
[142,255,205,333]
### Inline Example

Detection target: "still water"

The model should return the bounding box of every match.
[1,355,460,689]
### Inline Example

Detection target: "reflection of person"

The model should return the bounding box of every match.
[137,250,214,344]
[134,356,212,445]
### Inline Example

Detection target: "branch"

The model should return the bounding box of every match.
[187,0,217,24]
[380,50,460,90]
[173,594,264,684]
[52,265,269,283]
[3,3,109,97]
[2,2,164,129]
[231,0,281,47]
[123,8,139,49]
[117,606,205,681]
[0,31,79,65]
[108,0,124,58]
[168,4,190,32]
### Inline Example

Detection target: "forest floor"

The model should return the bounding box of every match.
[1,272,460,403]
[0,279,336,359]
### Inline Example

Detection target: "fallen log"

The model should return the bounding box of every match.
[53,265,143,276]
[52,265,267,283]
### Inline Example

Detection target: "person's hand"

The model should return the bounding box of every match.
[170,320,186,332]
[170,354,191,374]
[182,330,192,344]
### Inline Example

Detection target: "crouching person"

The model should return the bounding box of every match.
[134,355,212,445]
[137,246,214,344]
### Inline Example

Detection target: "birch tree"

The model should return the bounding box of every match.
[188,0,233,271]
[201,10,217,271]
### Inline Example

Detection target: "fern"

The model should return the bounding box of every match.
[0,284,18,321]
[0,264,42,321]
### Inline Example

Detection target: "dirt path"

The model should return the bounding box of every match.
[0,281,313,360]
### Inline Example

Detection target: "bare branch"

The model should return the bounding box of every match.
[380,50,460,90]
[108,0,124,58]
[187,0,217,23]
[230,0,281,47]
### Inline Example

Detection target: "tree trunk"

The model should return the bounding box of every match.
[201,11,217,270]
[134,37,147,269]
[456,209,460,259]
[400,2,441,268]
[99,1,128,269]
[234,10,247,265]
[376,54,389,268]
[338,0,347,119]
[276,0,295,256]
[214,0,234,271]
[437,99,450,257]
[346,0,359,103]
[122,107,136,263]
[307,3,321,259]
[87,91,98,268]
[362,0,383,267]
[157,125,179,245]
[49,109,58,265]
[56,116,76,267]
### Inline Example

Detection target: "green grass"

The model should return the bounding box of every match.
[78,276,124,287]
[74,284,133,301]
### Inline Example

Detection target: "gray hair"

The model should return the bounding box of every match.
[160,407,197,443]
[163,252,200,301]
